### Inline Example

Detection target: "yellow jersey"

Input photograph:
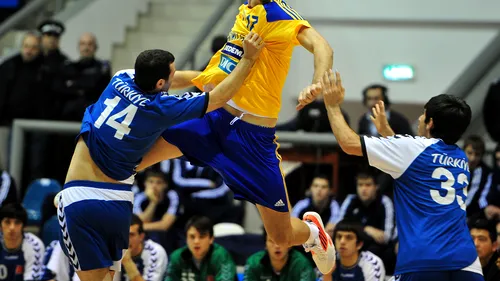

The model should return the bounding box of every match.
[192,0,310,118]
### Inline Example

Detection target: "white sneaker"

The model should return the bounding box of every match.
[303,211,336,275]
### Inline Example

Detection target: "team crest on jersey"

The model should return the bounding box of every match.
[219,54,238,74]
[221,42,243,60]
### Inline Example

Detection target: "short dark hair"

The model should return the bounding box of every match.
[134,49,175,92]
[211,35,227,54]
[362,84,391,107]
[463,135,485,156]
[144,169,166,182]
[333,218,364,245]
[185,216,213,237]
[355,167,377,184]
[312,175,330,185]
[131,214,144,234]
[468,218,496,243]
[424,94,471,144]
[0,203,27,226]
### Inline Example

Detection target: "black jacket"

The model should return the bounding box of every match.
[358,109,413,136]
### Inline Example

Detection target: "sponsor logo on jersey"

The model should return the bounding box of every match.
[219,54,238,74]
[221,42,243,60]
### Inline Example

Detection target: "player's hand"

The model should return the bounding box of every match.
[296,82,322,110]
[122,248,132,263]
[145,186,160,204]
[242,32,265,61]
[370,100,390,132]
[365,226,386,244]
[321,70,345,107]
[496,256,500,269]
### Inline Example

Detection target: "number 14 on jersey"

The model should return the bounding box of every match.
[94,96,138,140]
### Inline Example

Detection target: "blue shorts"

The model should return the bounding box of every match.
[162,108,289,212]
[397,271,484,281]
[57,180,134,271]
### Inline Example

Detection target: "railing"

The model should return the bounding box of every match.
[8,119,499,197]
[176,0,245,70]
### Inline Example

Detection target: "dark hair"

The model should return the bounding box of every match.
[333,218,365,245]
[262,0,272,4]
[211,35,227,54]
[131,214,144,234]
[468,218,496,243]
[144,169,166,182]
[424,94,471,144]
[312,175,330,185]
[185,216,214,237]
[463,135,485,156]
[362,84,391,107]
[0,203,27,226]
[355,167,377,184]
[134,49,175,92]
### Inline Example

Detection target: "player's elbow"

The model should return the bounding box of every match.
[314,39,333,58]
[339,141,362,157]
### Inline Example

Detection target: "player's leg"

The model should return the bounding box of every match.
[57,181,133,281]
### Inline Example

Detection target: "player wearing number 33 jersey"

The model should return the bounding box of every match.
[321,73,483,281]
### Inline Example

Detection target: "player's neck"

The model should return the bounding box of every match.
[3,237,22,251]
[313,199,328,211]
[131,243,144,257]
[340,253,359,268]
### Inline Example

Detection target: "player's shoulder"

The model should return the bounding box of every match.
[246,250,266,266]
[359,251,384,270]
[143,239,167,258]
[22,232,44,254]
[211,243,232,260]
[113,68,135,78]
[262,0,305,22]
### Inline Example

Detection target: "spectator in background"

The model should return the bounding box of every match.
[357,84,412,137]
[322,219,385,281]
[469,218,500,281]
[0,169,17,207]
[165,216,236,281]
[292,175,340,233]
[38,19,67,71]
[329,169,396,274]
[133,170,182,254]
[0,31,44,126]
[463,135,493,219]
[244,228,316,281]
[56,32,111,121]
[0,203,45,281]
[277,95,350,132]
[121,214,168,281]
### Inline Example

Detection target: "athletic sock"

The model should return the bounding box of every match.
[305,221,319,245]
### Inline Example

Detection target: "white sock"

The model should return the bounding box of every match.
[305,221,319,245]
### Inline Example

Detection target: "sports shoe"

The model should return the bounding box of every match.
[303,211,336,274]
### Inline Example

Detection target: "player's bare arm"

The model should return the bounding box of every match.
[171,71,201,89]
[321,70,363,156]
[370,100,395,137]
[206,32,264,113]
[296,27,334,110]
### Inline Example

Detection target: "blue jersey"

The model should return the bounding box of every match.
[361,135,478,274]
[79,69,208,181]
[331,251,385,281]
[0,233,45,281]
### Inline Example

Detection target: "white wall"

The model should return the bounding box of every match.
[278,0,499,121]
[56,0,150,61]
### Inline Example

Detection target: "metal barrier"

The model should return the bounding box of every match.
[8,119,499,197]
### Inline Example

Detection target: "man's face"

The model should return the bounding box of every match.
[145,176,167,197]
[1,218,23,243]
[128,224,144,256]
[79,33,97,59]
[310,178,330,204]
[21,35,40,62]
[471,228,496,260]
[41,34,59,52]
[357,177,377,203]
[496,222,500,245]
[464,145,482,170]
[266,235,289,263]
[365,88,384,109]
[335,230,361,260]
[186,227,214,261]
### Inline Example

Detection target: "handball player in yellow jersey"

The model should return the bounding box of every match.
[139,0,335,274]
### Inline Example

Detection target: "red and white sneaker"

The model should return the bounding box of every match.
[303,211,336,275]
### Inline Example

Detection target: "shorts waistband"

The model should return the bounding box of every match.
[218,108,276,135]
[64,180,132,191]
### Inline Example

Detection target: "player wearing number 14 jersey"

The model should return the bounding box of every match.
[55,34,263,281]
[318,70,483,281]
